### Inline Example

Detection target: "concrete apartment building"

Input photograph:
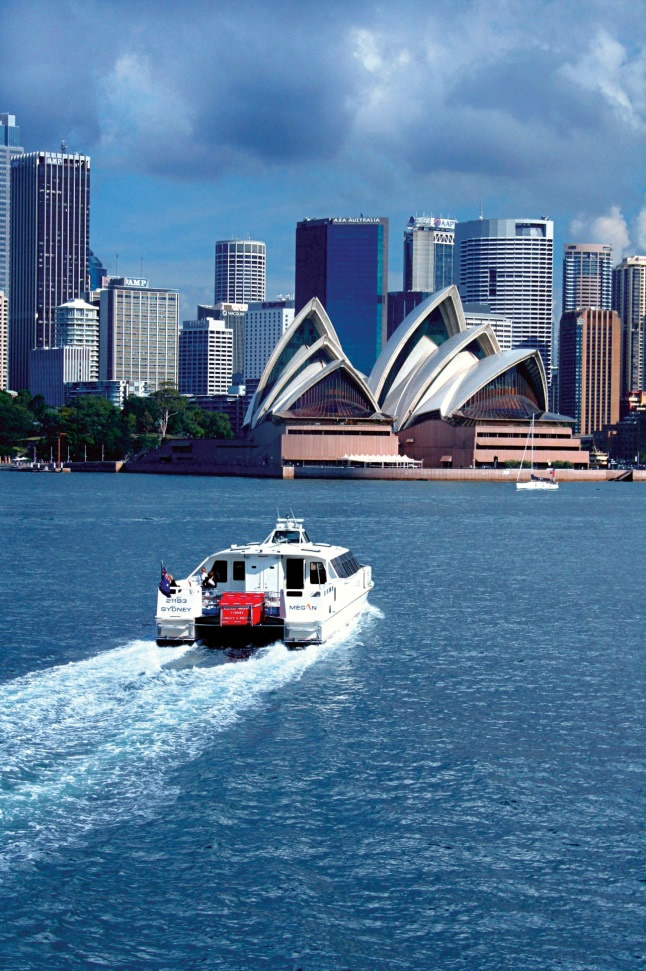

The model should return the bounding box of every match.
[559,308,621,435]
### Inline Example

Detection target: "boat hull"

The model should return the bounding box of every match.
[516,481,558,490]
[156,585,373,648]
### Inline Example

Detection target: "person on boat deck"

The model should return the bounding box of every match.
[199,567,215,588]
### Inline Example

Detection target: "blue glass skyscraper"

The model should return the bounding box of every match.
[295,217,388,376]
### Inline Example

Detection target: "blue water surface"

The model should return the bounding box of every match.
[0,472,644,970]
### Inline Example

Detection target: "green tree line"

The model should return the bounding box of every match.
[0,385,233,460]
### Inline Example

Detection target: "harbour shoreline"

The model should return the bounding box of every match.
[55,460,646,482]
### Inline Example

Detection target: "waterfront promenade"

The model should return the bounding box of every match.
[59,460,646,482]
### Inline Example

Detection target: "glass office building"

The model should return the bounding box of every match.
[295,217,388,376]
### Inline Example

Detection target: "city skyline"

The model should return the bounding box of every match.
[1,0,644,320]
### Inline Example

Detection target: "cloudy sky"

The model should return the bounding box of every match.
[2,0,645,317]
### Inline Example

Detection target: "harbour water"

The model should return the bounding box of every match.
[0,473,644,969]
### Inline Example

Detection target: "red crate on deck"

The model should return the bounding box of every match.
[219,592,265,626]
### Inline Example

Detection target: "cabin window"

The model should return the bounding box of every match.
[309,561,327,585]
[232,561,245,581]
[330,552,362,578]
[285,558,304,590]
[212,560,227,582]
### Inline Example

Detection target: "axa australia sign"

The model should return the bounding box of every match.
[331,217,383,224]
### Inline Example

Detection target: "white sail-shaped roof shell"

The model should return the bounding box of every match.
[245,285,552,434]
[245,298,346,429]
[388,324,500,431]
[368,286,467,405]
[408,346,548,424]
[270,358,380,418]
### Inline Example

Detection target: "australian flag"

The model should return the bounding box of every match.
[159,563,173,598]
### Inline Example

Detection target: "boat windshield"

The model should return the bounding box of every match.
[272,529,309,544]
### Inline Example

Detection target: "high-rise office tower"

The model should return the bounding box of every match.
[454,217,554,378]
[403,216,455,293]
[9,151,90,390]
[88,249,107,290]
[214,239,266,304]
[56,298,100,380]
[558,308,621,435]
[562,243,612,312]
[244,299,294,382]
[213,302,247,380]
[612,255,646,394]
[29,345,92,407]
[179,318,233,396]
[99,277,179,391]
[0,114,23,305]
[0,289,7,390]
[295,216,388,375]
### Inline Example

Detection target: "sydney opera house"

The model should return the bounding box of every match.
[243,286,588,470]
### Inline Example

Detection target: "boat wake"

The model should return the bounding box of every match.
[0,611,375,872]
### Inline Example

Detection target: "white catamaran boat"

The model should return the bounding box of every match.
[155,516,374,647]
[516,414,559,491]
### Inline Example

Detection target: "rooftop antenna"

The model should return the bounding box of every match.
[115,253,119,275]
[479,200,483,220]
[140,256,144,277]
[60,139,67,154]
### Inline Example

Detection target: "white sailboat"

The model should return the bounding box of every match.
[516,414,559,491]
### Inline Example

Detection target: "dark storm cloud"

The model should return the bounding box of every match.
[1,0,644,215]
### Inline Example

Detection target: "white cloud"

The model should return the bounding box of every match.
[98,52,193,161]
[569,205,631,258]
[634,205,646,252]
[561,30,646,130]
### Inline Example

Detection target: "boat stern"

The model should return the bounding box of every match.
[156,581,202,645]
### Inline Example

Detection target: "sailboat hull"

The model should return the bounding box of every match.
[516,480,558,490]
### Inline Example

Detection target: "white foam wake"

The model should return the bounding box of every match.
[0,629,357,871]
